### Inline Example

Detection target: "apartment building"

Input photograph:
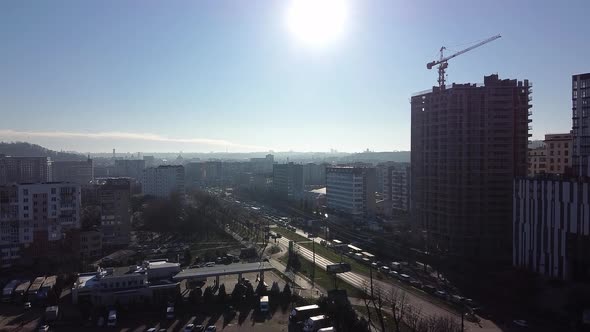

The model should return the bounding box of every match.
[0,156,51,185]
[99,178,131,247]
[114,159,145,181]
[528,146,547,176]
[544,133,572,175]
[52,159,94,185]
[141,165,185,198]
[272,163,304,199]
[572,73,590,177]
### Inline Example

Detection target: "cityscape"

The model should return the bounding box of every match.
[1,1,589,332]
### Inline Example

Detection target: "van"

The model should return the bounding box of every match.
[107,310,117,327]
[260,296,269,313]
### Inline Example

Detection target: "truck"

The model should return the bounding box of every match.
[107,310,117,327]
[45,305,59,322]
[2,279,20,302]
[38,275,57,301]
[303,314,328,332]
[27,276,46,301]
[289,304,320,323]
[259,296,269,313]
[14,280,31,303]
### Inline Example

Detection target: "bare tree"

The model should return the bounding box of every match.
[424,315,462,332]
[404,304,424,332]
[389,288,409,332]
[362,281,386,332]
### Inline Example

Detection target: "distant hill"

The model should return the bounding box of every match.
[0,142,85,161]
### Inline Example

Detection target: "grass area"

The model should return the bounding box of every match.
[274,226,309,243]
[277,253,365,298]
[275,226,372,277]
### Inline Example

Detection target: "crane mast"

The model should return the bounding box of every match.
[427,34,501,88]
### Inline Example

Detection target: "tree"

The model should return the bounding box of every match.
[389,288,409,332]
[218,284,227,304]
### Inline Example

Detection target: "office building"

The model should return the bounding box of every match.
[114,159,145,181]
[528,146,547,176]
[272,163,304,199]
[52,159,94,185]
[411,74,531,263]
[544,133,572,175]
[0,156,51,185]
[513,178,590,281]
[141,165,185,198]
[250,154,274,174]
[99,178,131,247]
[572,73,590,177]
[0,182,81,268]
[326,166,376,216]
[303,163,326,186]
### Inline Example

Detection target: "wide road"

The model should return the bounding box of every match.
[275,235,502,332]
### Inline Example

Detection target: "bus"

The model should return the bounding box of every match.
[289,304,320,323]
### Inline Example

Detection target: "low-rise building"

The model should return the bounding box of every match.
[72,260,180,306]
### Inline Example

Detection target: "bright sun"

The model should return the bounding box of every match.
[286,0,349,48]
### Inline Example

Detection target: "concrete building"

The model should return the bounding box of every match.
[513,177,590,281]
[0,156,51,185]
[411,74,531,263]
[528,146,547,176]
[52,159,94,185]
[326,166,376,216]
[384,164,411,213]
[272,163,304,199]
[99,178,131,247]
[184,162,204,189]
[572,73,590,177]
[544,133,572,175]
[114,159,145,181]
[80,228,102,259]
[141,165,185,198]
[0,182,81,268]
[250,154,274,174]
[303,163,326,186]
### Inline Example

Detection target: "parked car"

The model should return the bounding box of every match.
[184,323,195,332]
[38,325,49,332]
[205,326,217,332]
[24,302,31,310]
[195,325,205,332]
[434,290,447,299]
[513,320,528,328]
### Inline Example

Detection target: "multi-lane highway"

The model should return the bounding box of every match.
[275,234,502,332]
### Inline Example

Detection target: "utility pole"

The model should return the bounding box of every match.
[312,238,316,288]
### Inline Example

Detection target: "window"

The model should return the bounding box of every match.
[565,158,569,163]
[23,189,28,195]
[51,188,56,194]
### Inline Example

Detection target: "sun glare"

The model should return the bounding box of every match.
[286,0,349,48]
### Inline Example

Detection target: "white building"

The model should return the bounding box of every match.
[141,165,185,198]
[514,178,590,281]
[326,167,376,216]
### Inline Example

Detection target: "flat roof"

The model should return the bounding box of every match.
[173,262,274,281]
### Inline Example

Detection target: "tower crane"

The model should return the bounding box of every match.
[427,34,501,89]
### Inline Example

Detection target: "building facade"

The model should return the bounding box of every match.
[141,165,185,198]
[52,159,94,185]
[272,163,304,199]
[411,74,531,263]
[383,164,411,213]
[528,146,547,176]
[544,133,572,175]
[114,160,145,181]
[572,73,590,177]
[326,166,376,216]
[513,178,590,281]
[303,163,326,186]
[0,156,51,185]
[99,178,131,247]
[80,228,103,259]
[250,154,274,174]
[0,182,81,268]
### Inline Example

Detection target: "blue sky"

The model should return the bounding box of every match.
[0,0,587,153]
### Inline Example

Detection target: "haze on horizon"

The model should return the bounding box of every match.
[2,0,588,153]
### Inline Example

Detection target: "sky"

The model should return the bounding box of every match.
[1,0,588,153]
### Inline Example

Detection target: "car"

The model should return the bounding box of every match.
[410,280,423,288]
[513,320,528,328]
[38,325,49,332]
[195,325,205,332]
[147,328,157,332]
[24,302,32,310]
[205,262,215,267]
[184,323,195,331]
[205,326,217,332]
[434,290,447,299]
